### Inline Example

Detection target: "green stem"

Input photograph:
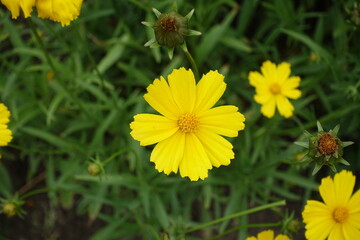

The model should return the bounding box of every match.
[102,148,136,166]
[20,188,50,200]
[181,43,200,81]
[185,200,286,233]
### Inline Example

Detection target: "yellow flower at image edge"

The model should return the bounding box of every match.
[1,0,83,26]
[246,230,291,240]
[249,61,301,118]
[302,170,360,239]
[0,103,12,152]
[130,68,245,181]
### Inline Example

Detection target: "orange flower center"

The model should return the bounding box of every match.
[318,133,338,155]
[333,207,349,223]
[269,83,281,95]
[178,113,199,133]
[161,16,177,32]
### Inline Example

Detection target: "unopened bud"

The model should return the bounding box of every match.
[87,163,102,176]
[2,202,17,217]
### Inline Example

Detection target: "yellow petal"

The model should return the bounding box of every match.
[0,104,11,124]
[334,170,355,206]
[283,76,301,91]
[130,114,178,146]
[144,77,181,120]
[245,237,257,240]
[36,0,83,26]
[179,133,212,181]
[260,98,276,118]
[319,176,337,208]
[348,189,360,213]
[150,131,185,175]
[198,106,245,137]
[274,235,290,240]
[194,70,226,114]
[342,220,360,239]
[249,71,267,87]
[275,95,294,118]
[302,200,332,223]
[167,68,196,113]
[348,212,360,228]
[276,62,291,84]
[283,89,301,99]
[0,128,12,146]
[260,61,277,81]
[328,224,345,240]
[20,0,35,17]
[257,230,274,240]
[1,0,21,18]
[195,128,234,167]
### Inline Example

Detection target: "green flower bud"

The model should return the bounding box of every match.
[2,202,17,217]
[87,163,103,176]
[295,121,354,175]
[153,12,188,48]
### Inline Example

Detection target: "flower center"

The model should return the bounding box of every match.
[318,133,339,155]
[161,16,177,32]
[269,83,281,95]
[333,207,349,223]
[178,113,199,133]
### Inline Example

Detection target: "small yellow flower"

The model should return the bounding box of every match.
[0,103,12,152]
[1,0,83,26]
[246,230,291,240]
[302,170,360,239]
[249,61,301,118]
[130,68,245,181]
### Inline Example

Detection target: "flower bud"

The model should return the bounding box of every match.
[2,202,17,217]
[153,12,188,48]
[87,163,103,176]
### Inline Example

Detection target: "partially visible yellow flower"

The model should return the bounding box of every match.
[130,68,245,181]
[248,61,301,118]
[0,103,12,151]
[1,0,83,26]
[246,230,291,240]
[302,170,360,240]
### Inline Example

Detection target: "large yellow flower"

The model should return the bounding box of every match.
[130,68,245,181]
[1,0,83,26]
[0,103,12,153]
[246,230,290,240]
[302,170,360,240]
[248,61,301,118]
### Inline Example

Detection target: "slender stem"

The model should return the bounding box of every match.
[20,188,50,200]
[181,43,200,81]
[103,148,135,166]
[185,200,286,233]
[18,172,46,195]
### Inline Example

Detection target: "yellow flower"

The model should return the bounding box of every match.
[130,68,245,181]
[248,61,301,118]
[246,230,291,240]
[302,170,360,240]
[0,103,12,151]
[1,0,83,26]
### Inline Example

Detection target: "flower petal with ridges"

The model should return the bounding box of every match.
[195,128,234,167]
[319,176,337,208]
[150,131,185,174]
[275,95,294,118]
[348,190,360,213]
[199,106,245,137]
[194,70,225,113]
[179,133,212,181]
[130,114,178,146]
[168,68,196,113]
[334,170,355,206]
[144,77,181,120]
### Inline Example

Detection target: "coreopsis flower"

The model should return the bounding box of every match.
[1,0,83,26]
[130,68,245,181]
[0,103,12,155]
[302,170,360,240]
[248,61,301,118]
[246,230,291,240]
[295,121,353,175]
[142,8,201,59]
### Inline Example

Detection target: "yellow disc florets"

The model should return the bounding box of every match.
[178,113,199,133]
[333,207,349,223]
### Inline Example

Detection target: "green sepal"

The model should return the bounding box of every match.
[294,141,309,148]
[185,9,195,21]
[338,158,351,166]
[312,163,323,175]
[152,8,162,18]
[316,121,324,132]
[343,141,354,147]
[187,29,202,36]
[168,47,174,60]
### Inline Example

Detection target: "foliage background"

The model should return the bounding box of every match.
[0,0,360,239]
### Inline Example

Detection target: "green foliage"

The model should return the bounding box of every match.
[1,0,360,239]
